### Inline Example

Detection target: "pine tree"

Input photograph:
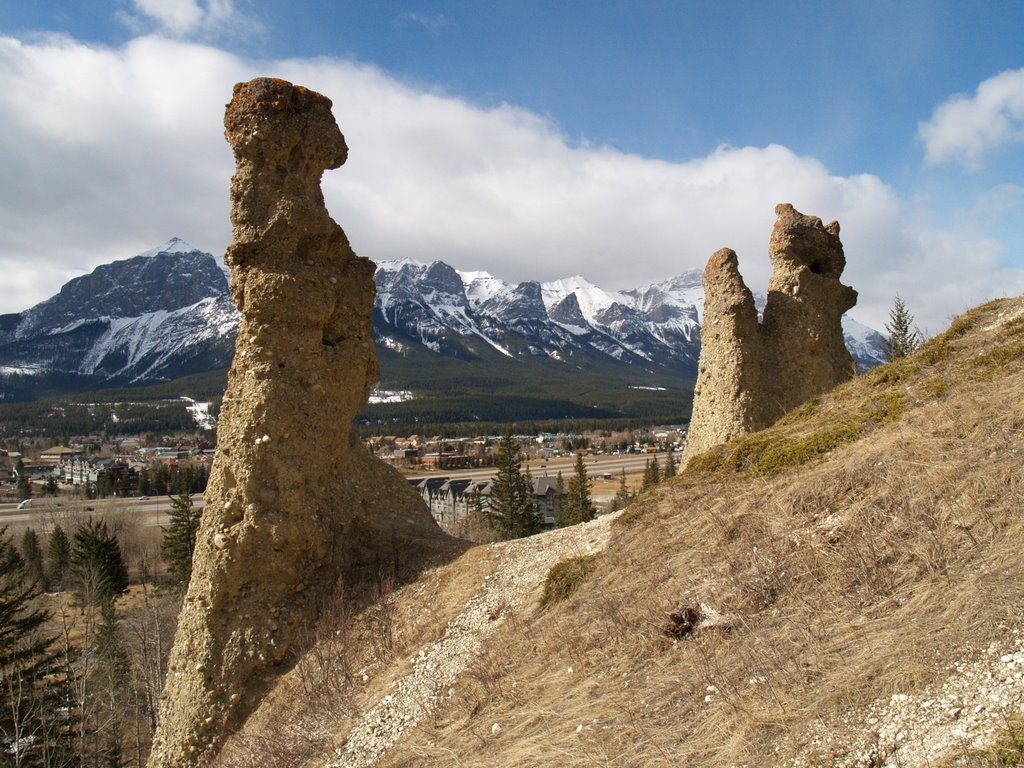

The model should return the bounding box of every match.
[93,601,130,768]
[560,454,596,526]
[21,528,46,591]
[151,464,167,496]
[883,295,922,361]
[521,464,541,537]
[612,468,632,511]
[554,471,568,527]
[486,432,540,539]
[0,527,76,766]
[70,519,129,608]
[96,472,112,499]
[642,457,661,489]
[161,488,201,586]
[663,452,677,479]
[16,458,32,501]
[137,467,151,497]
[45,524,71,592]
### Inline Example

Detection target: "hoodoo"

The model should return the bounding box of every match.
[683,203,857,461]
[148,78,456,767]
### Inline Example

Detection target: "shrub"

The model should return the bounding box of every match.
[540,555,597,606]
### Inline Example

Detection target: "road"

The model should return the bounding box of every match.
[403,451,666,482]
[0,495,206,529]
[0,453,667,530]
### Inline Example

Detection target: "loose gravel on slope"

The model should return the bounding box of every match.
[790,626,1024,767]
[325,512,622,768]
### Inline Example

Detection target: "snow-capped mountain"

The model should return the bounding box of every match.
[842,315,888,371]
[0,243,887,399]
[0,239,237,387]
[374,260,706,368]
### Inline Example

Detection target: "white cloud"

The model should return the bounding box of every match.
[118,0,256,39]
[918,68,1024,170]
[131,0,204,35]
[394,12,448,35]
[0,33,1020,334]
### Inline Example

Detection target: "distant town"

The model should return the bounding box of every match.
[1,424,687,523]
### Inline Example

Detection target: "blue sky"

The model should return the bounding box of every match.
[1,1,1023,330]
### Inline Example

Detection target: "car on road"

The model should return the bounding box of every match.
[17,498,32,509]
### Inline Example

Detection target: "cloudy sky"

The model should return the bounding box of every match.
[1,1,1023,331]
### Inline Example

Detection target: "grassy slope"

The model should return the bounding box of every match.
[221,298,1024,767]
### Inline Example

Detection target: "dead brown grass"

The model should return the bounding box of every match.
[224,297,1024,768]
[212,545,501,768]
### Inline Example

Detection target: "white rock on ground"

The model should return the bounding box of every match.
[325,511,621,768]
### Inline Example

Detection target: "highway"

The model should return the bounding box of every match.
[0,453,667,531]
[0,495,206,529]
[403,451,668,484]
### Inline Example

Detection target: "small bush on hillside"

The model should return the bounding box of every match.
[540,555,597,606]
[982,717,1024,767]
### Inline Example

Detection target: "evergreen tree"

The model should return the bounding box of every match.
[16,459,32,501]
[21,528,46,591]
[0,527,76,766]
[612,468,632,511]
[137,468,151,497]
[486,432,541,539]
[161,488,201,586]
[45,525,71,592]
[521,464,541,536]
[642,457,661,489]
[70,519,129,608]
[151,464,167,496]
[554,471,567,527]
[560,454,596,527]
[96,472,112,499]
[663,452,677,479]
[883,295,922,361]
[93,601,130,768]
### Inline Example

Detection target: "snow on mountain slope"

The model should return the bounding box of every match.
[540,276,618,322]
[79,295,238,381]
[0,241,237,387]
[457,270,510,307]
[842,315,888,371]
[138,236,200,258]
[0,242,887,397]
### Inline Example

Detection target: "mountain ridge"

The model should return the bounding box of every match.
[0,242,887,402]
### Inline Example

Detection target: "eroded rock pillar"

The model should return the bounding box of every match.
[148,78,455,768]
[683,203,857,463]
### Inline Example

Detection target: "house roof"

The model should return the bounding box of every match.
[532,476,559,495]
[439,478,473,496]
[41,446,80,456]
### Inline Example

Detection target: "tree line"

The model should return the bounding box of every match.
[2,490,200,765]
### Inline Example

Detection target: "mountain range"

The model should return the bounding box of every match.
[0,240,886,415]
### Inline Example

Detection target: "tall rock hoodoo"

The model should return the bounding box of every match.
[683,203,857,461]
[148,78,455,767]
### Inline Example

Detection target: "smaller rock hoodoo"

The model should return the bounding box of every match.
[683,203,857,462]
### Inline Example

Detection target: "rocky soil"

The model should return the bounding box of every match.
[792,628,1024,767]
[325,511,622,768]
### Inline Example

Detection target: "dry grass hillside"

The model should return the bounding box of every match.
[213,297,1024,768]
